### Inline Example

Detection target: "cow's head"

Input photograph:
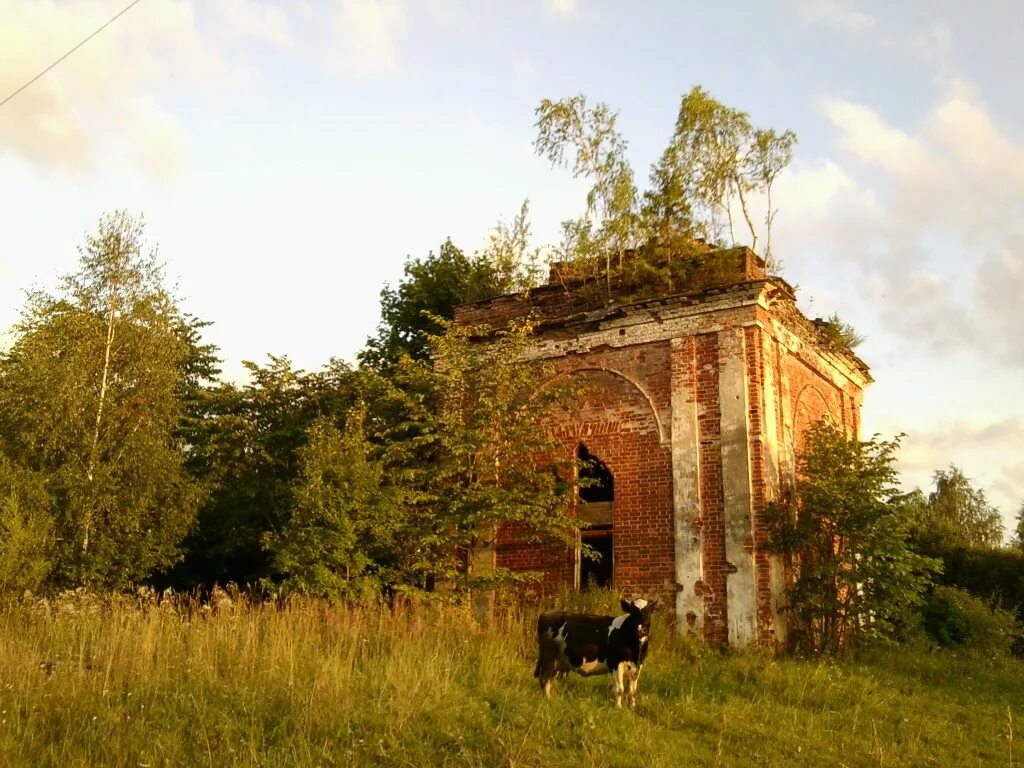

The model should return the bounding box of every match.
[620,597,658,649]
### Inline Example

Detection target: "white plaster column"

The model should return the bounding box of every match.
[760,330,787,642]
[718,327,756,647]
[670,336,703,635]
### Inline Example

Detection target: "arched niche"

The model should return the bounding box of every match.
[540,366,667,446]
[793,384,833,452]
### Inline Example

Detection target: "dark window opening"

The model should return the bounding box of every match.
[577,444,613,590]
[581,531,613,589]
[578,444,613,503]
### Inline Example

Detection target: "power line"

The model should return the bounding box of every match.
[0,0,145,110]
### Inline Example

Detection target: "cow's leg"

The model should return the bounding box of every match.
[626,664,641,709]
[541,674,554,699]
[611,664,626,709]
[536,639,559,699]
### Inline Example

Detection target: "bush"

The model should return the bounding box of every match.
[920,545,1024,655]
[0,459,55,596]
[920,586,1020,656]
[927,545,1024,610]
[764,422,938,654]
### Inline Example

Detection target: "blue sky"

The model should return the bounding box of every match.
[1,0,1022,528]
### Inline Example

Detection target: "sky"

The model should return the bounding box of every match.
[1,0,1022,530]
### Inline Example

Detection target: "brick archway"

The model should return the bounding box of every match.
[794,384,834,452]
[552,367,675,597]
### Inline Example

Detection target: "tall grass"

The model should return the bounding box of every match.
[0,589,1019,767]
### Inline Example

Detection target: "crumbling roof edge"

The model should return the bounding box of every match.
[527,277,790,331]
[455,270,792,315]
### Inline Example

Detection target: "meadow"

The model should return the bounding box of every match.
[0,590,1019,768]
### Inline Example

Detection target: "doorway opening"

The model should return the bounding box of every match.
[576,444,614,590]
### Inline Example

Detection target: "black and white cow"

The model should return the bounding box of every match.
[534,598,658,709]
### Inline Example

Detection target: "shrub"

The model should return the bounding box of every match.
[0,459,55,596]
[920,585,1020,656]
[920,545,1024,655]
[765,422,939,654]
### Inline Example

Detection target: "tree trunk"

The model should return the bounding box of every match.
[724,184,737,246]
[734,176,759,254]
[83,281,119,555]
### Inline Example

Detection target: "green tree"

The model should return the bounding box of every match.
[766,422,940,654]
[648,86,796,267]
[534,95,639,295]
[360,212,547,374]
[173,313,223,479]
[749,125,797,265]
[920,585,1020,655]
[1012,501,1024,551]
[169,356,363,588]
[818,313,865,351]
[271,405,409,600]
[537,87,797,279]
[388,317,581,594]
[0,212,201,588]
[261,319,581,600]
[915,466,1004,551]
[479,200,545,295]
[359,239,501,371]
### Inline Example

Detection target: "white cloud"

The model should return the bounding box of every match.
[795,0,875,33]
[545,0,578,19]
[0,74,94,174]
[771,78,1024,519]
[212,0,295,48]
[992,462,1024,520]
[894,418,1024,528]
[775,80,1024,366]
[332,0,406,77]
[126,95,184,182]
[909,22,953,71]
[770,159,865,223]
[422,0,462,28]
[0,0,309,178]
[822,98,933,179]
[927,79,1024,192]
[898,419,1024,473]
[0,0,232,177]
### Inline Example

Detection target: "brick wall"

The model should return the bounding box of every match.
[496,344,676,603]
[694,332,729,644]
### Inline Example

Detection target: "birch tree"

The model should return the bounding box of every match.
[536,88,796,278]
[651,87,796,268]
[534,95,639,296]
[916,466,1005,550]
[0,212,201,587]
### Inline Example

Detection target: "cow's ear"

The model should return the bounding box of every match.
[620,598,633,614]
[644,599,660,615]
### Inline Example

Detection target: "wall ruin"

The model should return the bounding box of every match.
[455,248,871,646]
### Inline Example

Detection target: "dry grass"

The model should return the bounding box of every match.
[0,589,1020,767]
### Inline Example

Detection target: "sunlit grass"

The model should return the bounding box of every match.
[0,589,1019,767]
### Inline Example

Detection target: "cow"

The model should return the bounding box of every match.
[533,597,659,709]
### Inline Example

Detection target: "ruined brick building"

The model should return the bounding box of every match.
[454,246,871,647]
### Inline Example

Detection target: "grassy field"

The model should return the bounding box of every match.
[0,590,1020,768]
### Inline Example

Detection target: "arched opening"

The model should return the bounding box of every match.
[577,444,614,590]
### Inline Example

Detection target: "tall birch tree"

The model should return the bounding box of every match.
[0,212,201,587]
